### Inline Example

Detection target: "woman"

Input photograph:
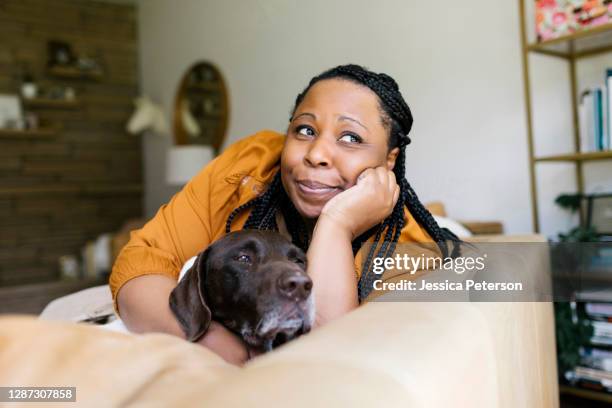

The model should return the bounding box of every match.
[111,64,459,365]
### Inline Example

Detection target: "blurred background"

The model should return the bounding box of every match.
[1,1,612,405]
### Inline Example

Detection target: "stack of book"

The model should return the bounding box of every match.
[568,291,612,392]
[579,69,612,153]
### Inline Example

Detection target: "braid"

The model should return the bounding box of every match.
[226,170,313,252]
[395,148,460,258]
[244,172,281,231]
[280,192,310,249]
[225,198,258,233]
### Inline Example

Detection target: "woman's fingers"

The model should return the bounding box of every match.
[197,321,249,366]
[357,167,399,205]
[358,167,395,188]
[375,166,387,185]
[323,165,401,239]
[357,167,374,183]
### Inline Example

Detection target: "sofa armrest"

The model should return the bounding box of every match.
[1,297,558,407]
[1,235,557,407]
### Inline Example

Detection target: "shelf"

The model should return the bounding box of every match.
[22,98,80,109]
[528,22,612,59]
[0,127,58,138]
[83,184,143,195]
[0,184,143,197]
[48,65,104,80]
[555,271,612,284]
[534,150,612,162]
[186,82,221,92]
[559,385,612,403]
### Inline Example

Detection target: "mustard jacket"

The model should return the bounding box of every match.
[110,129,435,309]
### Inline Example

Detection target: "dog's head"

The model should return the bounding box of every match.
[169,230,314,350]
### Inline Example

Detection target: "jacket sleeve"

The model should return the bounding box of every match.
[108,130,285,315]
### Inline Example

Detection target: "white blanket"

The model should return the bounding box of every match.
[40,256,198,335]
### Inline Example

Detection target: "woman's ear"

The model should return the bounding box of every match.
[386,147,400,171]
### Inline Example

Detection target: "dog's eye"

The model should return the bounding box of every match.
[235,254,251,263]
[293,258,306,265]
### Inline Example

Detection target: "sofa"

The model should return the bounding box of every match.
[0,232,559,407]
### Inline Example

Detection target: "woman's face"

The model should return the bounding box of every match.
[281,78,399,220]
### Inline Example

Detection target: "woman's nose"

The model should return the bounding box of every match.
[304,136,332,167]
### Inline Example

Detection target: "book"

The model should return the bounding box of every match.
[576,366,612,382]
[594,87,605,151]
[603,68,612,150]
[566,368,612,392]
[576,289,612,302]
[580,90,596,153]
[586,302,612,317]
[591,335,612,346]
[580,346,612,371]
[593,321,612,337]
[581,82,612,152]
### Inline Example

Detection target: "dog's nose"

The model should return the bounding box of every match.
[277,271,312,301]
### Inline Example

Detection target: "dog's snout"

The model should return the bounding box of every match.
[277,271,312,301]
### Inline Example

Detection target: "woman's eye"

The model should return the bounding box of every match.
[338,133,362,144]
[235,254,251,263]
[296,125,315,137]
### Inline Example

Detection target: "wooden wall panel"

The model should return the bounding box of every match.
[0,0,142,288]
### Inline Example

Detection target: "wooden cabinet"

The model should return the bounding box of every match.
[0,0,142,294]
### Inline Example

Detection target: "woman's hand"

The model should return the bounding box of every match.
[118,275,255,367]
[320,166,400,240]
[195,321,250,366]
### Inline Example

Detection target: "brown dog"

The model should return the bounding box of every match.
[169,230,315,352]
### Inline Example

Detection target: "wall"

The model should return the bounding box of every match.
[0,0,142,286]
[137,0,612,238]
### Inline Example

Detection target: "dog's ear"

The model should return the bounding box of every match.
[169,249,212,342]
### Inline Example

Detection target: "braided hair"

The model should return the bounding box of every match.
[226,64,461,301]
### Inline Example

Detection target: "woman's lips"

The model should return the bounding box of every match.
[295,180,341,200]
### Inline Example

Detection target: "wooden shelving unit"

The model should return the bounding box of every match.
[560,384,612,403]
[48,65,104,80]
[518,3,612,406]
[0,127,58,138]
[22,97,80,109]
[0,0,141,315]
[527,22,612,58]
[0,184,143,197]
[518,1,612,233]
[535,150,612,162]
